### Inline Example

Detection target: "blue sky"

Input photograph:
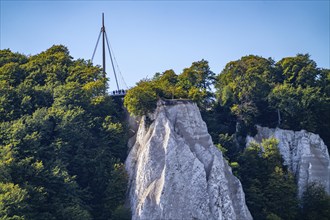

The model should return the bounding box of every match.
[1,1,329,90]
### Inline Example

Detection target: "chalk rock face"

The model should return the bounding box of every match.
[247,126,330,197]
[126,100,252,220]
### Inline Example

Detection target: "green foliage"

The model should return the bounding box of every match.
[0,182,28,220]
[270,56,330,147]
[214,53,330,148]
[215,55,278,134]
[200,102,236,141]
[124,80,158,116]
[269,84,324,132]
[238,138,298,220]
[0,49,28,67]
[124,59,215,116]
[217,133,240,161]
[123,54,329,220]
[300,183,330,220]
[103,163,129,219]
[276,54,319,87]
[1,46,329,220]
[0,46,128,219]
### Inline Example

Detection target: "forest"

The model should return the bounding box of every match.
[1,45,330,219]
[0,46,129,219]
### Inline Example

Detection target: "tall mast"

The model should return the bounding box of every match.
[102,13,106,78]
[92,13,124,92]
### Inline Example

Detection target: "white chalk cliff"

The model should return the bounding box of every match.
[247,126,330,197]
[126,100,252,220]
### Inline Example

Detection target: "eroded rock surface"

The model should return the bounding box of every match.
[126,101,252,220]
[247,126,330,197]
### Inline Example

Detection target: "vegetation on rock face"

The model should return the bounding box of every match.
[213,54,330,142]
[207,54,330,220]
[124,59,215,116]
[125,53,330,220]
[238,138,299,219]
[1,45,329,220]
[0,45,129,219]
[208,54,329,219]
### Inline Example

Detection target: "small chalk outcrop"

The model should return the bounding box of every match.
[247,126,330,197]
[126,100,252,220]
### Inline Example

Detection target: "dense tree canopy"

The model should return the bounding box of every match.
[124,59,215,116]
[1,46,329,220]
[215,55,279,135]
[271,55,330,146]
[0,45,129,219]
[207,54,329,219]
[213,54,330,147]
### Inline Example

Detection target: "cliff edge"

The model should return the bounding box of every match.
[126,101,252,220]
[247,126,330,197]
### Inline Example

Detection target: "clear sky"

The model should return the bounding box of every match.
[1,0,329,90]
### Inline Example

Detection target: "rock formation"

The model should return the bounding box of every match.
[126,100,252,220]
[247,126,330,197]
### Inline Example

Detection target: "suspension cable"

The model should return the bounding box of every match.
[108,41,128,89]
[91,30,102,62]
[105,31,120,91]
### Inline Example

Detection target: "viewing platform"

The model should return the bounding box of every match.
[110,89,127,97]
[92,13,127,97]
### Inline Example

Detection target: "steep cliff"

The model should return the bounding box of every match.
[247,126,330,197]
[126,100,252,220]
